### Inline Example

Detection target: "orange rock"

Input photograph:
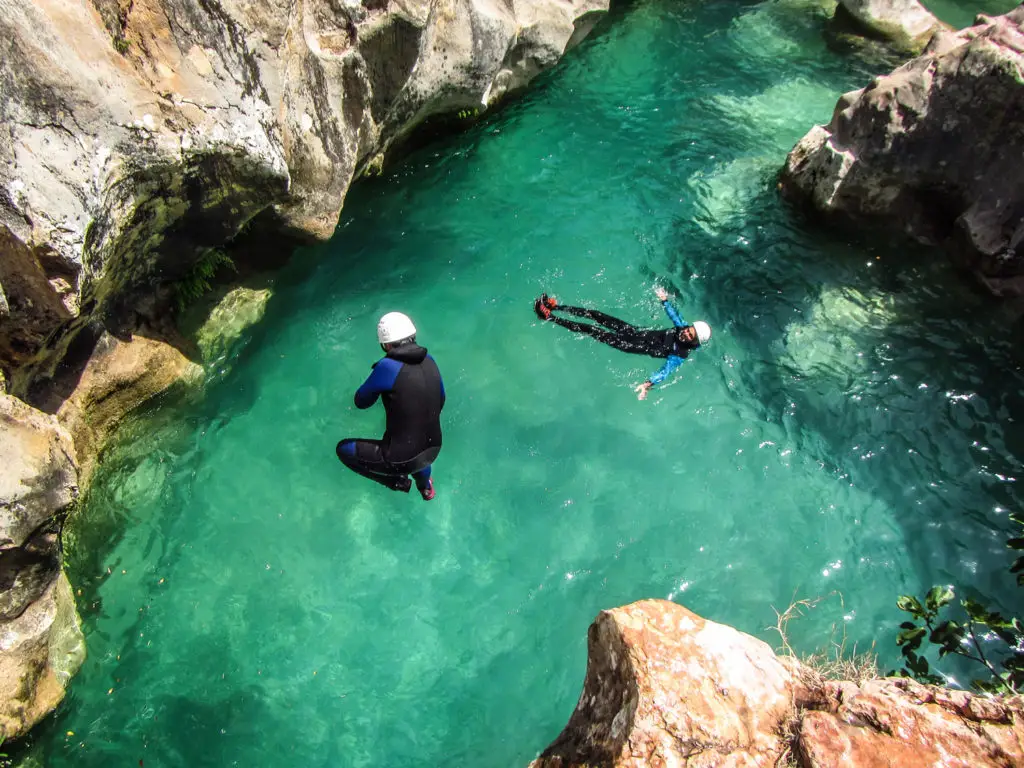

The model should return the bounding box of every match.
[529,600,799,767]
[530,600,1024,768]
[796,678,1024,768]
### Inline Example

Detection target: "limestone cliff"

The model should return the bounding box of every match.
[0,394,85,742]
[781,7,1024,295]
[0,0,607,403]
[530,600,1024,768]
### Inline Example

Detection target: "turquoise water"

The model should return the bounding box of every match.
[923,0,1016,29]
[27,0,1024,765]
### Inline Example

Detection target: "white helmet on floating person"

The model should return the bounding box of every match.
[693,321,711,345]
[377,312,416,345]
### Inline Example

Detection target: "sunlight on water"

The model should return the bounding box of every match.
[782,286,898,379]
[26,0,1024,766]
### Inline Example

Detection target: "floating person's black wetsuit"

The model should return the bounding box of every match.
[534,288,711,399]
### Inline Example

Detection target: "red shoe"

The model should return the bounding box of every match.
[534,297,551,320]
[420,479,435,501]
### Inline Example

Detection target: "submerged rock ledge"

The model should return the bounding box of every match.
[530,600,1024,768]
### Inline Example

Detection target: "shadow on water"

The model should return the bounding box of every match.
[24,630,285,768]
[668,178,1024,624]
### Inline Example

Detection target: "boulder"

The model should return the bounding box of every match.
[835,0,944,51]
[780,8,1024,294]
[529,600,803,767]
[530,600,1024,768]
[52,331,203,486]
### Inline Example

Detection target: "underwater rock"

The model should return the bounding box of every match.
[781,7,1024,295]
[187,284,273,365]
[530,600,1024,768]
[781,285,896,380]
[0,395,84,741]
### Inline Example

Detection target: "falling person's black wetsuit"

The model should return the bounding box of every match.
[336,341,445,493]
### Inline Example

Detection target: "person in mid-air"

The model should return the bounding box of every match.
[336,312,444,500]
[534,286,711,400]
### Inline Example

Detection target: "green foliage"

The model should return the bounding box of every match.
[457,108,480,120]
[113,36,130,54]
[173,250,235,313]
[892,511,1024,694]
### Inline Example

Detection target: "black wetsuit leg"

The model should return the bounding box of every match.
[336,439,408,489]
[549,316,653,355]
[558,305,634,332]
[336,439,440,491]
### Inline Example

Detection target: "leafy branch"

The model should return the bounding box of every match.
[893,511,1024,694]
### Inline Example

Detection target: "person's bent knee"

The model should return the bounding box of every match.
[336,439,357,466]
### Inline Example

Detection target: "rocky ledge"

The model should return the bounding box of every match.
[530,600,1024,767]
[781,7,1024,295]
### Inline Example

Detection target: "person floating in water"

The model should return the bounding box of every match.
[336,312,444,500]
[534,286,711,400]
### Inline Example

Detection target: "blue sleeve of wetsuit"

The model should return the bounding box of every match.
[662,300,686,328]
[354,357,402,408]
[649,355,685,386]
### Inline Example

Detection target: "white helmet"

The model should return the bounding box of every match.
[692,321,711,345]
[377,312,416,344]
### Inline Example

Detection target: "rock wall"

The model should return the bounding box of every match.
[780,7,1024,295]
[530,600,1024,768]
[0,0,607,402]
[0,394,85,741]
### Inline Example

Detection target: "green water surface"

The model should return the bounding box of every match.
[30,0,1024,765]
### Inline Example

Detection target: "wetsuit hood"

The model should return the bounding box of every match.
[386,342,428,364]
